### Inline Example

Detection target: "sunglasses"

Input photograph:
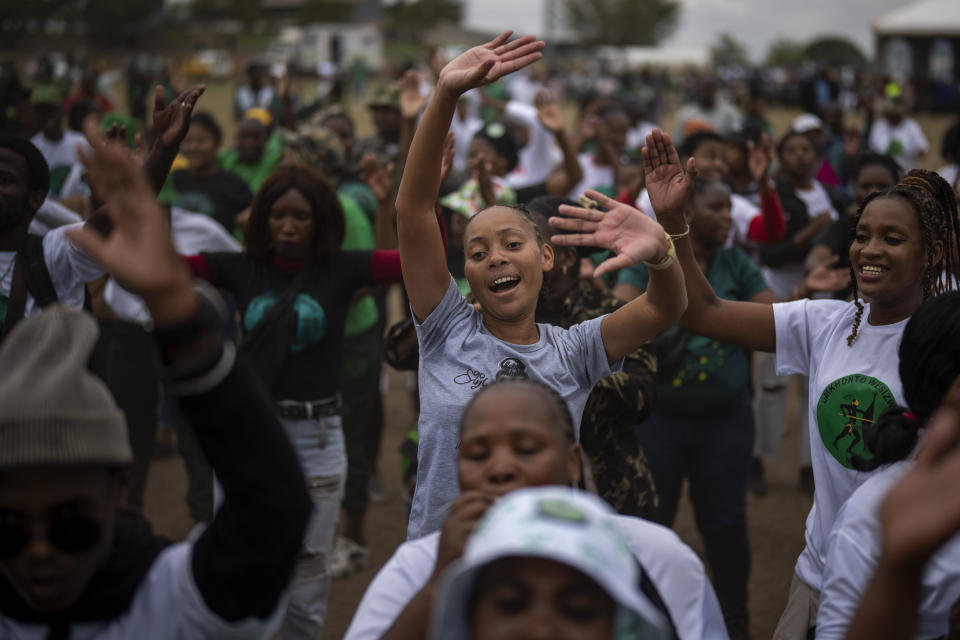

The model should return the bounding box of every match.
[0,508,103,558]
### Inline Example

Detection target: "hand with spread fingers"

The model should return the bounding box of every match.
[805,255,851,294]
[67,120,194,324]
[361,153,396,205]
[642,128,697,221]
[747,132,774,185]
[399,69,427,121]
[550,189,668,278]
[437,30,545,98]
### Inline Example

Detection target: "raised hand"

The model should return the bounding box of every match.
[152,84,206,149]
[550,189,668,277]
[432,491,495,580]
[439,130,456,185]
[67,119,193,324]
[747,132,773,184]
[534,89,563,133]
[642,129,696,219]
[805,255,851,293]
[360,153,396,204]
[399,69,426,120]
[437,30,544,98]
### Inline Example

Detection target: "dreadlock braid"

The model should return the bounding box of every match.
[846,169,960,346]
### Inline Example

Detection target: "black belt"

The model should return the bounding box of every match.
[277,396,342,419]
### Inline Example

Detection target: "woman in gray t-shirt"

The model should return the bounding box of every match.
[396,31,689,539]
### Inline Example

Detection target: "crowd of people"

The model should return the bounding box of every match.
[2,27,960,640]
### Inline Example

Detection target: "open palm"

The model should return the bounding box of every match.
[153,84,206,148]
[642,129,697,219]
[437,31,545,97]
[68,120,187,300]
[550,190,667,277]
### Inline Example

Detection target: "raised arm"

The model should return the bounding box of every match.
[645,130,776,352]
[143,85,206,195]
[396,31,544,321]
[536,90,583,195]
[67,121,311,623]
[555,190,687,364]
[748,133,786,243]
[552,130,776,353]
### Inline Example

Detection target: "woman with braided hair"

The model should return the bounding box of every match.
[549,129,960,640]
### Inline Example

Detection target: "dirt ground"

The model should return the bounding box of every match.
[145,346,813,640]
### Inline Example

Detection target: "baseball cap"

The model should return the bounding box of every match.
[792,113,824,134]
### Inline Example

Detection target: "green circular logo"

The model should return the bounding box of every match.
[816,374,897,469]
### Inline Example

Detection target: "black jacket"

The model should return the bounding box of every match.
[759,177,849,268]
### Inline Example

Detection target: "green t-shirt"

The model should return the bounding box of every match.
[338,193,379,336]
[218,132,285,195]
[617,247,769,413]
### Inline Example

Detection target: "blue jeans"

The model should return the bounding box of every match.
[277,415,346,640]
[635,393,754,636]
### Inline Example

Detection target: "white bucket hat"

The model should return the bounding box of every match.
[429,486,671,639]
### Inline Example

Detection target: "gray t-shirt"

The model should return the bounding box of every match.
[408,277,619,538]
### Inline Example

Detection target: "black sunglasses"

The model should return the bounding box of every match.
[0,508,103,558]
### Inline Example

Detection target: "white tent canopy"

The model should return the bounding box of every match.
[873,0,960,36]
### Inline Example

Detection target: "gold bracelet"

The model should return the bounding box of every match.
[643,231,677,271]
[669,226,690,240]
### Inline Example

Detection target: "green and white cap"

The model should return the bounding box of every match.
[429,486,671,639]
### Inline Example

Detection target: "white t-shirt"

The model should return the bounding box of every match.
[29,131,87,197]
[450,112,484,175]
[627,120,658,152]
[28,198,83,236]
[868,118,929,173]
[637,188,758,250]
[817,460,960,640]
[774,299,907,591]
[0,543,283,639]
[794,182,839,224]
[568,153,614,200]
[0,224,105,317]
[105,207,242,324]
[504,101,562,190]
[344,514,729,640]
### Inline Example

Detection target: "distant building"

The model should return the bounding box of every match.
[874,0,960,83]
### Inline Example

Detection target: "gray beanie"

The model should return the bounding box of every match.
[0,305,132,468]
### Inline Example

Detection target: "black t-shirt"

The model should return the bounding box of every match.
[172,170,253,233]
[203,251,373,400]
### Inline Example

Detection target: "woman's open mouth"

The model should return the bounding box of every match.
[489,275,521,296]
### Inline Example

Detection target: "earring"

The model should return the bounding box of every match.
[562,265,568,277]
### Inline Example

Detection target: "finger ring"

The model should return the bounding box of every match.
[180,102,187,107]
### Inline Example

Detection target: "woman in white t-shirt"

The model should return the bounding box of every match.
[344,380,728,640]
[397,33,687,539]
[868,99,929,173]
[550,129,960,640]
[817,291,960,640]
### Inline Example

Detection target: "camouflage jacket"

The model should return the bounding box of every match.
[536,280,659,518]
